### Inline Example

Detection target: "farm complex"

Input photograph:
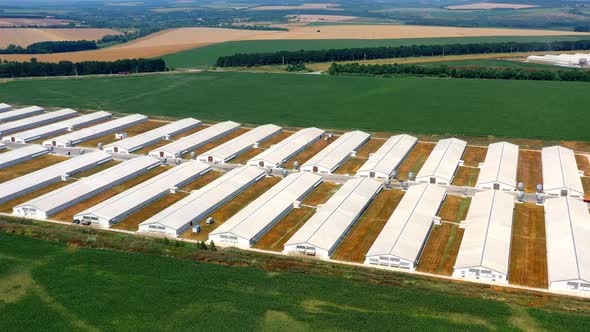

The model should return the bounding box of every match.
[1,100,590,299]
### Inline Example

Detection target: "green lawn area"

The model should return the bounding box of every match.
[1,72,589,140]
[2,230,590,331]
[162,35,590,68]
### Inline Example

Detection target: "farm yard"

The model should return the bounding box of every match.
[517,150,543,193]
[416,223,464,276]
[437,196,471,222]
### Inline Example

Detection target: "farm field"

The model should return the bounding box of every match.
[4,227,590,331]
[78,120,165,148]
[0,18,72,27]
[446,3,539,10]
[331,189,405,262]
[0,28,120,48]
[2,72,590,140]
[451,166,480,187]
[397,142,435,180]
[163,35,590,68]
[253,207,315,252]
[438,196,472,222]
[416,223,464,276]
[1,26,588,63]
[509,203,548,289]
[517,150,543,193]
[112,170,224,231]
[51,166,169,222]
[181,176,281,241]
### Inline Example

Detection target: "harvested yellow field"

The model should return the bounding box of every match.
[2,25,587,62]
[0,18,72,27]
[250,3,341,10]
[0,28,121,48]
[288,15,358,23]
[446,3,539,10]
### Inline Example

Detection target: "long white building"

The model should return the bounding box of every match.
[416,138,466,185]
[149,121,240,159]
[210,172,322,248]
[0,106,44,123]
[283,177,382,259]
[74,161,211,227]
[3,111,112,143]
[0,151,112,205]
[452,190,514,284]
[476,142,519,191]
[356,134,417,179]
[43,114,147,147]
[104,118,201,154]
[545,197,590,293]
[14,156,161,219]
[0,145,49,169]
[0,103,11,112]
[0,108,77,136]
[365,184,446,271]
[198,124,282,164]
[542,146,584,197]
[139,166,266,237]
[248,127,325,168]
[301,130,370,173]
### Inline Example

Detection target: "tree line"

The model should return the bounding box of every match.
[0,40,98,54]
[0,58,166,78]
[215,39,590,67]
[328,63,590,83]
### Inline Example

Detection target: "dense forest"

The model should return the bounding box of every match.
[0,40,97,54]
[329,62,590,82]
[0,58,165,77]
[216,40,590,67]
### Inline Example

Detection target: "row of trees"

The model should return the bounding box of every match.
[216,39,590,67]
[0,58,166,78]
[328,63,590,82]
[0,40,98,54]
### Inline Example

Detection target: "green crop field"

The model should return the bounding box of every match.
[162,35,590,68]
[1,228,590,331]
[1,72,589,140]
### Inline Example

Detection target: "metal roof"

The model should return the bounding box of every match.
[476,142,519,188]
[0,106,44,122]
[75,161,211,222]
[199,124,281,161]
[6,111,112,143]
[0,145,49,169]
[104,118,201,152]
[151,121,240,156]
[211,172,322,242]
[284,177,382,252]
[0,103,11,112]
[16,156,161,215]
[0,108,77,136]
[303,130,370,172]
[356,134,417,176]
[0,151,112,204]
[542,146,584,194]
[453,190,514,275]
[140,166,266,231]
[248,127,325,166]
[46,114,147,145]
[416,138,467,182]
[545,197,590,283]
[365,184,446,262]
